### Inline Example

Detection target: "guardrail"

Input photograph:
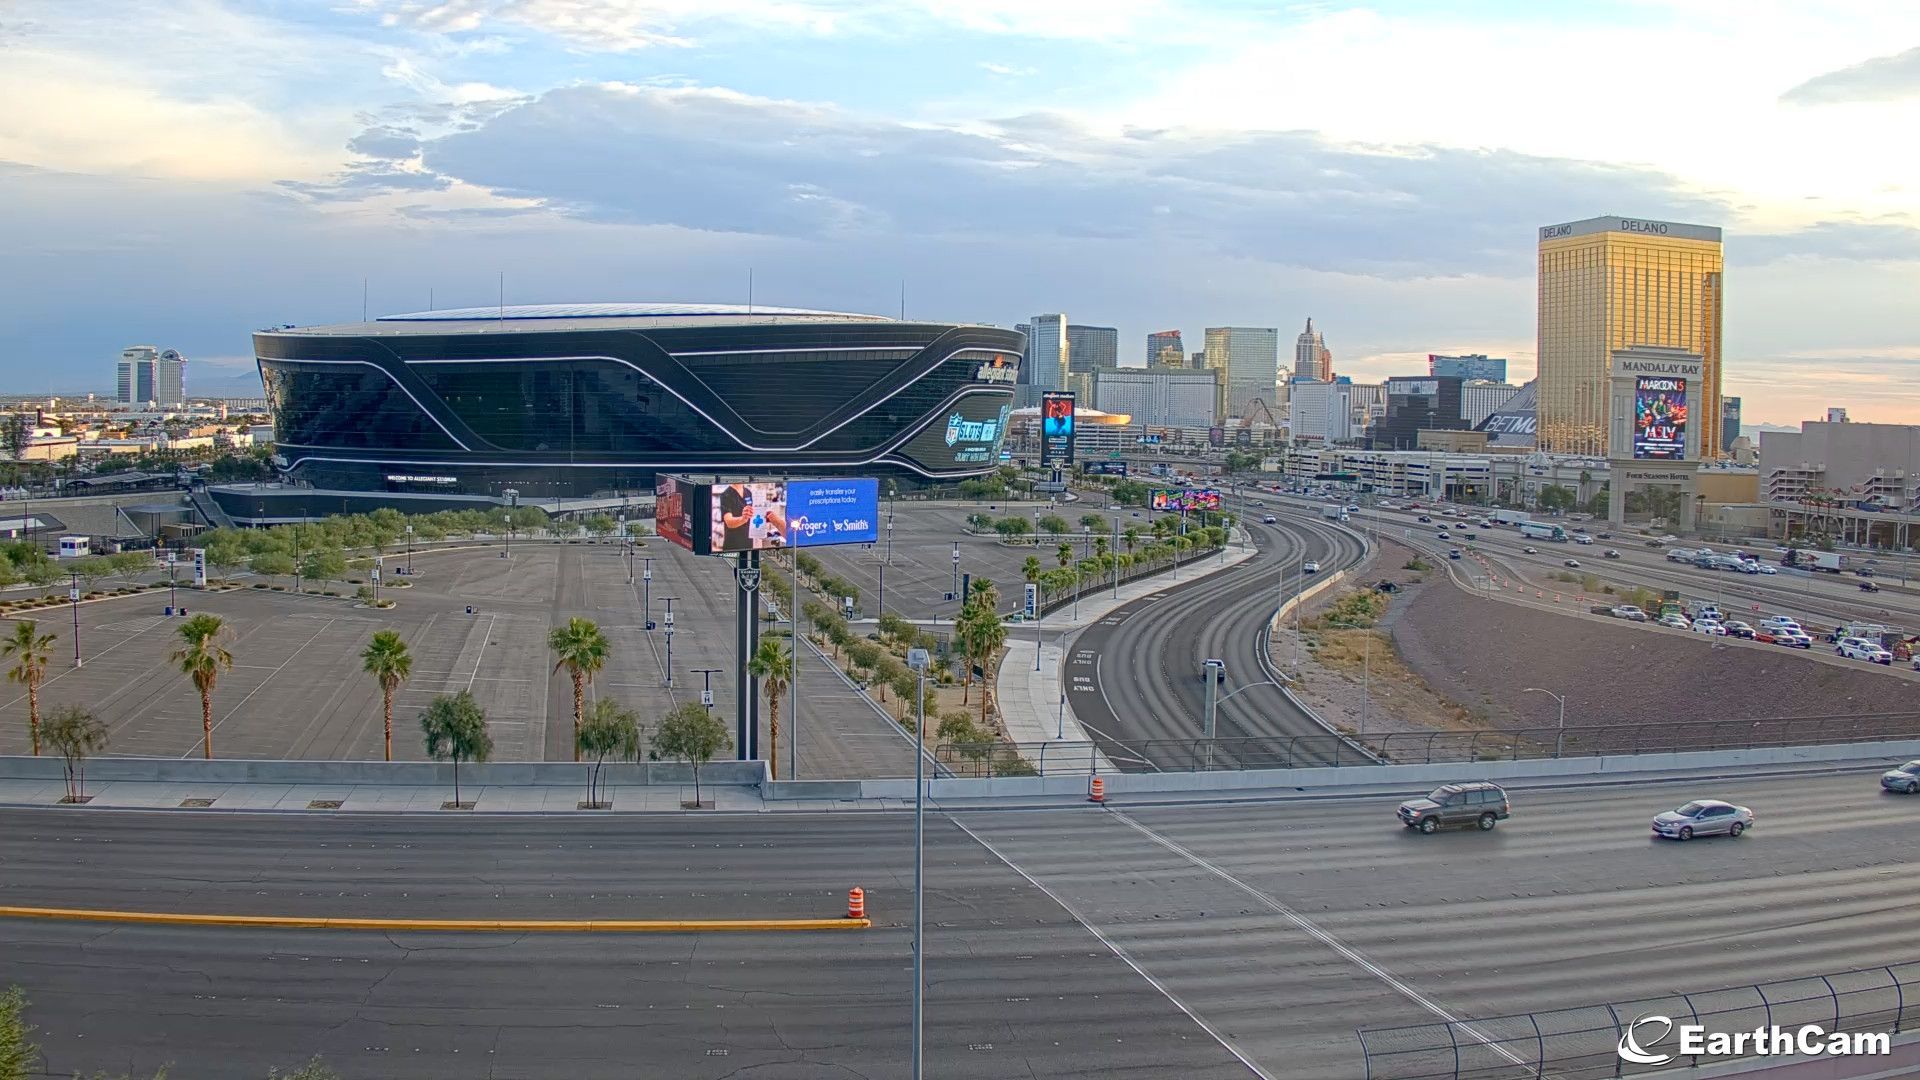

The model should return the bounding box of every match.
[935,713,1920,775]
[1358,961,1920,1079]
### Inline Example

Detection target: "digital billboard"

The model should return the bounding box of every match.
[788,479,879,547]
[1083,460,1128,477]
[1150,489,1222,512]
[655,475,697,552]
[1633,376,1688,460]
[1041,392,1076,467]
[710,481,789,553]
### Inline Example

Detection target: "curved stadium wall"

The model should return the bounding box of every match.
[251,305,1024,500]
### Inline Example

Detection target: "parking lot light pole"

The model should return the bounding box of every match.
[661,597,678,688]
[405,524,413,575]
[1523,687,1567,758]
[692,668,722,713]
[641,557,654,627]
[69,571,82,667]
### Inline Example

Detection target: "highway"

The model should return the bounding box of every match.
[1066,502,1371,770]
[7,766,1920,1077]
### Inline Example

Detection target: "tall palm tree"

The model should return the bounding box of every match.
[1021,555,1042,586]
[549,617,611,762]
[171,613,233,759]
[959,603,1008,727]
[748,637,793,780]
[3,619,55,755]
[361,629,413,762]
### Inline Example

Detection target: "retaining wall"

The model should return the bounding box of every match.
[0,756,768,787]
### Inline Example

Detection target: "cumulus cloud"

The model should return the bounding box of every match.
[1739,219,1920,263]
[284,82,1730,279]
[1781,45,1920,106]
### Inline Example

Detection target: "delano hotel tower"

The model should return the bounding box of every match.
[1536,216,1724,456]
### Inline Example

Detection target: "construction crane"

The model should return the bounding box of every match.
[1237,398,1279,445]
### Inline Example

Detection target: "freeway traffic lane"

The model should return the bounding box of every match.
[0,809,1255,1080]
[958,767,1920,1079]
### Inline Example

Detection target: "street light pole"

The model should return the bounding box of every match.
[1523,687,1567,758]
[661,597,678,688]
[405,524,413,575]
[642,557,654,628]
[1111,515,1119,600]
[692,667,722,713]
[905,646,930,1080]
[69,571,82,667]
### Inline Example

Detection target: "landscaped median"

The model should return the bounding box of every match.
[0,904,870,932]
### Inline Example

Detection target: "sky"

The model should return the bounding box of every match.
[2,1,1918,426]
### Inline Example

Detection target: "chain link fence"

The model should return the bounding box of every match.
[1358,962,1920,1079]
[934,712,1920,776]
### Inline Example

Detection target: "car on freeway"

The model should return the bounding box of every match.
[1771,630,1814,649]
[1757,564,1778,575]
[1611,605,1649,621]
[1837,637,1893,664]
[1603,549,1622,559]
[1855,567,1877,577]
[1302,560,1320,573]
[1522,546,1538,554]
[1563,558,1581,568]
[1397,781,1510,833]
[1692,620,1727,635]
[1666,548,1695,563]
[1448,549,1462,560]
[1572,533,1594,544]
[1645,538,1663,547]
[1758,616,1802,633]
[1417,515,1432,523]
[1652,799,1754,840]
[1461,531,1478,540]
[1597,531,1613,539]
[1861,581,1882,593]
[1881,760,1920,794]
[1657,613,1690,629]
[1261,515,1277,524]
[1436,530,1451,540]
[1722,620,1755,638]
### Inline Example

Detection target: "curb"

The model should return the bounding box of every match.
[0,905,872,932]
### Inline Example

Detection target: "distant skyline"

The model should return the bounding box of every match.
[3,1,1918,427]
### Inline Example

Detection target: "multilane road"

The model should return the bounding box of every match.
[6,767,1918,1078]
[1066,506,1370,769]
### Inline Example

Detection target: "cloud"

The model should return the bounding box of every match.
[346,126,422,160]
[296,82,1729,280]
[1739,220,1920,264]
[1781,45,1920,106]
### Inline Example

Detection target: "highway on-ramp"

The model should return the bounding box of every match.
[1066,505,1371,770]
[6,766,1920,1078]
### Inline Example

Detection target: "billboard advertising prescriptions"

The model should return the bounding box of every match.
[787,479,879,547]
[1151,489,1222,512]
[710,481,789,553]
[1041,391,1076,467]
[1633,376,1688,460]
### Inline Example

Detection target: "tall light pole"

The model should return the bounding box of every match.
[641,557,654,628]
[692,668,722,713]
[905,646,931,1080]
[1111,515,1120,599]
[1523,687,1567,758]
[660,597,678,688]
[69,571,82,668]
[404,523,413,576]
[503,488,519,558]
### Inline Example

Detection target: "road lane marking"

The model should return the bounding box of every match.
[0,905,870,933]
[1108,811,1529,1069]
[948,816,1277,1080]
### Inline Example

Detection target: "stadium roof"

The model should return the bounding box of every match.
[378,303,886,322]
[263,302,911,337]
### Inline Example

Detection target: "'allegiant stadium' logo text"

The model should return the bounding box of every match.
[945,414,1001,446]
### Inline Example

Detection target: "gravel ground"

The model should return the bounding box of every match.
[1391,572,1920,742]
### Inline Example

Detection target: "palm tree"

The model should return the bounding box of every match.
[361,629,413,761]
[420,689,493,807]
[1021,555,1042,586]
[548,617,611,762]
[3,619,55,755]
[171,613,233,759]
[748,637,793,780]
[1056,543,1072,571]
[959,602,1008,727]
[1122,526,1140,558]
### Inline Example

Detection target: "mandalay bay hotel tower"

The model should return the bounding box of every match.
[1536,216,1724,457]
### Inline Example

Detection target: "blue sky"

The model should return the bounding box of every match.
[3,0,1918,423]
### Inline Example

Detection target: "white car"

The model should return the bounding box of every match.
[1657,613,1690,629]
[1522,546,1538,554]
[1757,564,1777,575]
[1837,637,1893,664]
[1758,617,1801,634]
[1692,621,1728,635]
[1572,534,1594,544]
[1302,560,1320,573]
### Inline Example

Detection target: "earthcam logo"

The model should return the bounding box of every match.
[1618,1014,1890,1065]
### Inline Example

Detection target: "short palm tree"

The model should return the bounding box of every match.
[361,629,413,761]
[748,637,793,780]
[1021,555,1042,586]
[3,619,56,755]
[549,617,611,762]
[171,613,233,759]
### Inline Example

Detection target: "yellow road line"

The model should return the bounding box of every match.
[0,905,870,932]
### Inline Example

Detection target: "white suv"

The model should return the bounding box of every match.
[1758,617,1801,634]
[1837,637,1893,664]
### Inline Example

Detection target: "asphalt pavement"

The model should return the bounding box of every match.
[1068,504,1370,769]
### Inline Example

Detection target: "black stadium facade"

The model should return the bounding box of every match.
[244,304,1023,507]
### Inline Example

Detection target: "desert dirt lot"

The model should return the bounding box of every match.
[1390,568,1919,733]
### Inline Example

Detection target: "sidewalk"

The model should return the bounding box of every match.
[994,534,1259,772]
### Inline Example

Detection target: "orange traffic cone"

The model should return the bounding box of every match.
[847,887,866,919]
[1088,776,1106,803]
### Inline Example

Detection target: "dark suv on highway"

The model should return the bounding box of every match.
[1398,782,1510,833]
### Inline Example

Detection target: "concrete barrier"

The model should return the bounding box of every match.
[0,756,768,787]
[764,780,866,801]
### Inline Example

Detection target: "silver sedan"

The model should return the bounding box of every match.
[1651,799,1754,840]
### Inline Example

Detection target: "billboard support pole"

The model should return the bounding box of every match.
[735,550,762,762]
[792,547,802,782]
